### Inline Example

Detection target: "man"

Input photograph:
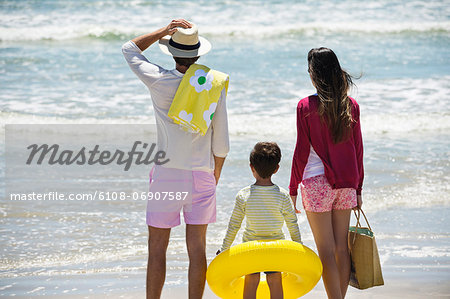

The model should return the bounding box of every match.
[122,19,229,299]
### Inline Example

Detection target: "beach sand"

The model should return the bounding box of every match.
[12,267,449,299]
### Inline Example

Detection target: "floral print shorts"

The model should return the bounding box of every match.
[300,175,357,212]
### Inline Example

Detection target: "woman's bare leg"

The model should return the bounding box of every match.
[332,209,352,297]
[306,211,342,299]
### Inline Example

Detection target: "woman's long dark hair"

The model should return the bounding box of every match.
[308,47,355,144]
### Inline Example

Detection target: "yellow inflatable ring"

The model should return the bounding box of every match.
[206,240,322,299]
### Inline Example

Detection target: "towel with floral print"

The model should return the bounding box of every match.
[168,64,229,135]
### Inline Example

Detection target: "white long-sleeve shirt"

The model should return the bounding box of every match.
[221,184,302,251]
[122,41,229,171]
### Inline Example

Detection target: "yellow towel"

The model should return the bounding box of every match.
[168,64,229,136]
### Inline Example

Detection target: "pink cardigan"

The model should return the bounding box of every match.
[289,95,364,196]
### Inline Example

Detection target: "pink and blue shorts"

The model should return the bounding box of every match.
[300,175,356,212]
[146,166,216,228]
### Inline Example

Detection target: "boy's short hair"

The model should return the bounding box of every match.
[250,142,281,179]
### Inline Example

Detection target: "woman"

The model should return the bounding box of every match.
[289,48,364,299]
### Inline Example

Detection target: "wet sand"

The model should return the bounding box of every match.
[11,267,449,298]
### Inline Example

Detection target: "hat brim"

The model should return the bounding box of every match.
[158,35,211,58]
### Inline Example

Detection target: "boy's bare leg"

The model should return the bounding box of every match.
[186,224,208,299]
[243,273,260,299]
[266,272,283,299]
[147,226,171,299]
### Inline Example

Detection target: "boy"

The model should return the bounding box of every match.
[218,142,302,299]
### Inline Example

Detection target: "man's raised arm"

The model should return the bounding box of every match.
[132,19,192,52]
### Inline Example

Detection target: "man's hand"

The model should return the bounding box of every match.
[164,19,192,36]
[213,156,226,186]
[131,19,192,52]
[290,195,301,214]
[214,170,220,185]
[353,195,363,210]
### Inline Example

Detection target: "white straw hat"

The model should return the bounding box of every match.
[159,23,211,58]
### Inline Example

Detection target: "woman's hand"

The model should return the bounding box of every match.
[164,19,192,36]
[353,195,363,210]
[290,195,301,214]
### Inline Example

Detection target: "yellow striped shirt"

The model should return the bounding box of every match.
[221,184,302,251]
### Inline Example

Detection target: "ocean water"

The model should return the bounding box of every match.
[1,0,449,297]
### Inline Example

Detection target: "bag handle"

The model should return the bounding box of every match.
[350,209,373,245]
[352,208,373,232]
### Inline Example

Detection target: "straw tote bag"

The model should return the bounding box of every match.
[348,209,384,289]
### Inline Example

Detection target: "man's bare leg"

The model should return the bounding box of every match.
[186,224,208,299]
[147,226,171,299]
